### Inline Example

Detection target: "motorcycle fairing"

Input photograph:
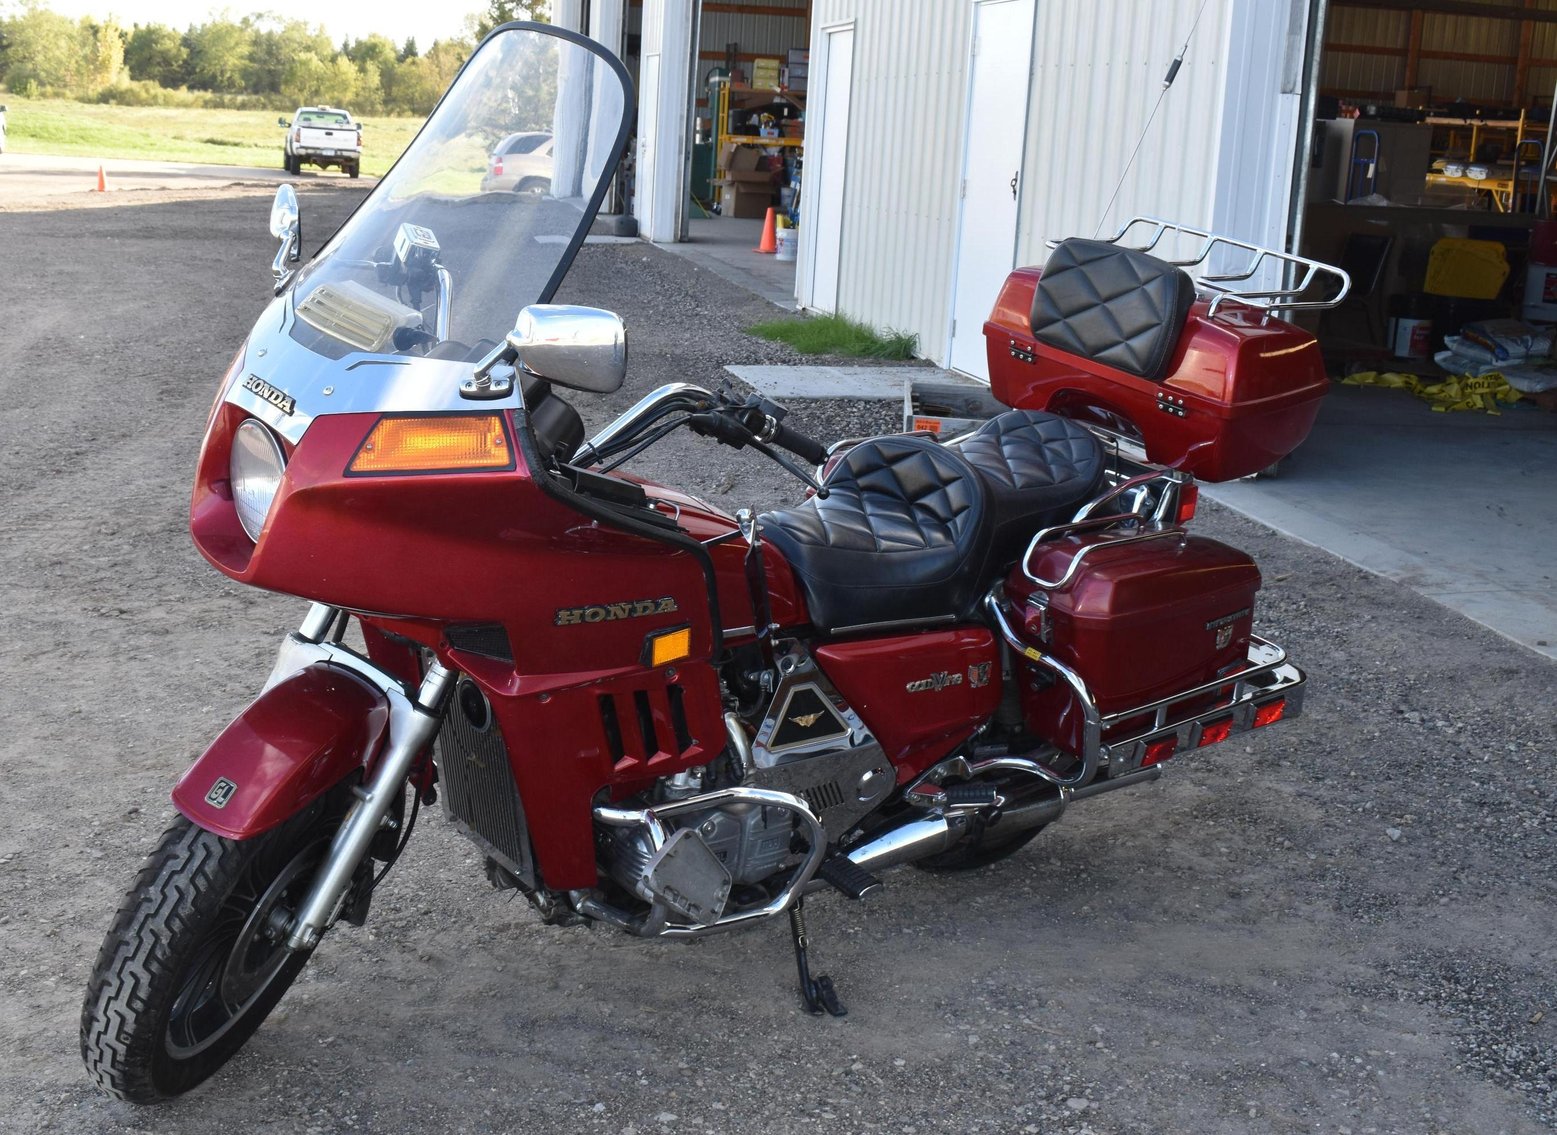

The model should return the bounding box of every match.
[172,664,389,839]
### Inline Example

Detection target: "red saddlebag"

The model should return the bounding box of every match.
[1005,531,1261,754]
[983,239,1329,483]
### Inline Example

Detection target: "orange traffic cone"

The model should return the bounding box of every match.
[94,165,108,192]
[754,207,778,254]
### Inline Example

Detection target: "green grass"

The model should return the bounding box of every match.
[747,313,919,360]
[2,96,425,178]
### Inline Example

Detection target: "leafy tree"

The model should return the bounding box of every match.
[245,17,332,94]
[81,17,125,90]
[346,33,397,72]
[124,23,186,86]
[184,18,251,92]
[399,36,417,61]
[471,0,547,41]
[1,6,84,90]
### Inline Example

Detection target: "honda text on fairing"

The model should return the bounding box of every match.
[80,21,1350,1102]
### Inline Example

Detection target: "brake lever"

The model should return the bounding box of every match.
[749,438,829,499]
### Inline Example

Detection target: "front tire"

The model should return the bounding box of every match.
[81,794,346,1101]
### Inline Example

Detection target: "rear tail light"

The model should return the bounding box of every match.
[1252,698,1287,728]
[1197,716,1235,747]
[1142,736,1178,767]
[1176,482,1199,523]
[293,128,301,144]
[348,414,513,474]
[493,157,504,176]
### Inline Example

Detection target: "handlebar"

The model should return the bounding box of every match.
[762,418,828,466]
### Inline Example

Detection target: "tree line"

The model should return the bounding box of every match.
[0,1,548,115]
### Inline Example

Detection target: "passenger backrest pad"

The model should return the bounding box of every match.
[1029,238,1197,382]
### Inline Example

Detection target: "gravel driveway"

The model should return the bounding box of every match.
[0,188,1552,1135]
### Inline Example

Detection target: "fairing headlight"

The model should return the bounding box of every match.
[231,418,286,541]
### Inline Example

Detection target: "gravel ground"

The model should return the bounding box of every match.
[0,188,1553,1135]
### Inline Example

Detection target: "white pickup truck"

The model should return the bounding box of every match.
[279,106,362,178]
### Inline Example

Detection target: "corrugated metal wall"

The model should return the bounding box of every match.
[698,1,809,65]
[1018,0,1236,261]
[800,0,1300,370]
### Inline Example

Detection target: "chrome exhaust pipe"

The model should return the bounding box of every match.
[844,791,1068,875]
[841,763,1162,876]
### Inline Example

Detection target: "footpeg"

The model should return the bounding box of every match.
[817,855,882,901]
[942,783,1004,808]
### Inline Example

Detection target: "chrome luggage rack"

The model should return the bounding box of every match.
[986,590,1305,791]
[1087,215,1352,318]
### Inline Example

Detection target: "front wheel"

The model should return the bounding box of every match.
[81,793,346,1101]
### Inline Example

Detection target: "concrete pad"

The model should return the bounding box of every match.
[654,215,798,310]
[726,364,963,401]
[1202,382,1557,661]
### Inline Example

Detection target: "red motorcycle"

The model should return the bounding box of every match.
[81,22,1349,1102]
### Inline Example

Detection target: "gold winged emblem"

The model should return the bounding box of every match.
[789,711,825,728]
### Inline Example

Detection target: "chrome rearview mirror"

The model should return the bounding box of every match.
[269,184,301,294]
[509,305,628,393]
[463,307,627,402]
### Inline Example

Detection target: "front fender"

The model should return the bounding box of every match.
[173,663,390,839]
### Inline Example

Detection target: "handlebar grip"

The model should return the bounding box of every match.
[768,421,829,466]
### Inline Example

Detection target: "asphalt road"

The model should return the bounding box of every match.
[0,188,1553,1135]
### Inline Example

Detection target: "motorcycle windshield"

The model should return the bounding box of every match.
[287,24,629,361]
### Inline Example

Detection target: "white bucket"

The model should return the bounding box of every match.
[775,227,798,262]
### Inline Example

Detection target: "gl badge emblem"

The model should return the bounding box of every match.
[1215,625,1234,650]
[205,777,237,809]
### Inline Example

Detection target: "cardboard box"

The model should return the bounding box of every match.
[1394,87,1431,108]
[716,179,773,218]
[751,57,781,89]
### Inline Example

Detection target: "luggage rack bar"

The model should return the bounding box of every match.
[1084,216,1351,318]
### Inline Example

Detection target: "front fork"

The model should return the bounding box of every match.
[283,604,456,951]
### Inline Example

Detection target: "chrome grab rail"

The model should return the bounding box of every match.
[1075,215,1352,317]
[587,786,826,938]
[1021,523,1186,591]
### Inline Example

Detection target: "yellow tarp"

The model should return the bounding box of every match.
[1423,238,1509,299]
[1341,370,1522,414]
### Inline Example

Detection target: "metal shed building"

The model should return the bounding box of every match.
[794,0,1314,378]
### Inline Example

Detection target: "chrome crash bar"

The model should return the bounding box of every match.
[583,786,826,938]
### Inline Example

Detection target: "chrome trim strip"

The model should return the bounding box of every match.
[827,613,958,636]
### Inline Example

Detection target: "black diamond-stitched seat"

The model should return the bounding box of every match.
[953,410,1106,566]
[760,435,990,632]
[1031,238,1196,381]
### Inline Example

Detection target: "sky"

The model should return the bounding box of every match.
[38,0,483,49]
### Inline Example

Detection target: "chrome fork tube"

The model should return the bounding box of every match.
[286,659,456,951]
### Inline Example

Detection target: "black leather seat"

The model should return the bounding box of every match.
[760,435,989,632]
[952,410,1106,565]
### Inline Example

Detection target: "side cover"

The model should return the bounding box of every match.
[172,664,390,839]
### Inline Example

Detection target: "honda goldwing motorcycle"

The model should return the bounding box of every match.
[81,22,1350,1103]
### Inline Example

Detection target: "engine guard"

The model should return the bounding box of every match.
[172,663,391,839]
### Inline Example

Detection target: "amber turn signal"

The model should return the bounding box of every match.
[644,625,692,668]
[349,414,512,474]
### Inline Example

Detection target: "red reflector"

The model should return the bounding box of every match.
[1197,716,1235,747]
[1176,482,1199,524]
[1252,699,1287,728]
[1142,736,1178,767]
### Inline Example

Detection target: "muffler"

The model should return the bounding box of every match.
[841,762,1164,876]
[843,791,1069,875]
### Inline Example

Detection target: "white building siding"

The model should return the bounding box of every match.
[805,0,973,358]
[800,0,1309,373]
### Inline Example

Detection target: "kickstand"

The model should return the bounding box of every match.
[788,898,846,1017]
